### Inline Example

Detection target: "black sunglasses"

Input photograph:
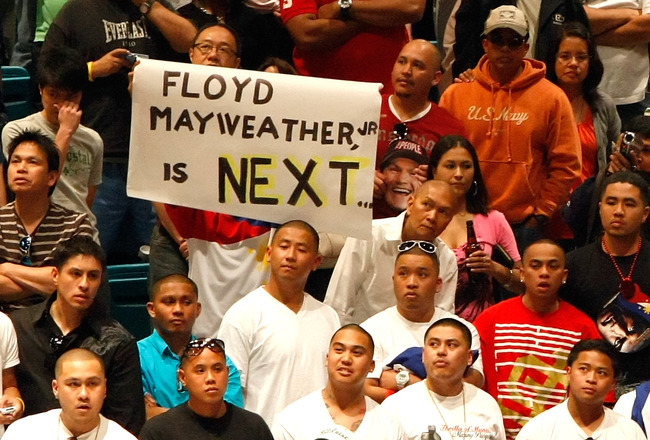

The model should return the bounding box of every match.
[182,338,225,359]
[486,32,526,48]
[20,235,32,266]
[393,123,408,140]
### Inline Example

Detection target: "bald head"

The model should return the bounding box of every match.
[403,180,456,240]
[414,179,454,201]
[392,39,442,100]
[55,349,105,378]
[404,40,442,70]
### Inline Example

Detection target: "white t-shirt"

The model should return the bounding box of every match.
[360,306,483,380]
[382,381,506,440]
[218,286,340,425]
[2,112,103,226]
[3,409,136,440]
[587,0,650,104]
[325,212,458,324]
[516,399,646,440]
[273,390,407,440]
[0,312,19,437]
[517,0,542,59]
[614,389,650,434]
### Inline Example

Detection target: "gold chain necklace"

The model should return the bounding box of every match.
[426,382,467,437]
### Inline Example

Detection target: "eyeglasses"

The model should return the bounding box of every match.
[398,240,437,255]
[556,52,590,64]
[393,123,408,140]
[192,42,237,57]
[182,338,225,359]
[486,32,527,48]
[19,235,32,266]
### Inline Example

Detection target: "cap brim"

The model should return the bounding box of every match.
[483,24,528,37]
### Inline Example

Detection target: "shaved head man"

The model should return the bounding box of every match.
[392,40,442,100]
[326,180,460,324]
[4,348,136,439]
[374,41,465,220]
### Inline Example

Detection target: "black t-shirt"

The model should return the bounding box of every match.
[139,402,274,440]
[10,295,145,435]
[562,239,650,391]
[43,0,179,158]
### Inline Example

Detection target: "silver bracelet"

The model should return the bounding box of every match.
[502,269,514,288]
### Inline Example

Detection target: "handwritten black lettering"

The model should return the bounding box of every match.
[329,161,360,205]
[284,158,322,207]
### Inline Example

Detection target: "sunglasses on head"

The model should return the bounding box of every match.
[20,235,32,266]
[182,338,225,359]
[398,240,437,255]
[486,32,527,48]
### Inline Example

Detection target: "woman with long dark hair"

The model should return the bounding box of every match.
[546,22,621,248]
[428,135,524,321]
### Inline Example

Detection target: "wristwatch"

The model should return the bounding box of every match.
[395,370,410,390]
[338,0,352,20]
[140,0,156,15]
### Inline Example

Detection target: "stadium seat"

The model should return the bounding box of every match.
[108,263,151,340]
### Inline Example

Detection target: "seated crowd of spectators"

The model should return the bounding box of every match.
[0,0,650,438]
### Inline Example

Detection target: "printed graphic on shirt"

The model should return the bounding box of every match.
[316,426,355,440]
[419,423,498,439]
[597,289,650,354]
[64,148,93,177]
[466,107,529,126]
[377,124,438,154]
[103,18,148,43]
[494,324,583,438]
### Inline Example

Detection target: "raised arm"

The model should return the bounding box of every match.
[132,0,197,52]
[54,101,82,174]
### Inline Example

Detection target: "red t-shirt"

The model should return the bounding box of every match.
[281,0,407,91]
[376,94,467,166]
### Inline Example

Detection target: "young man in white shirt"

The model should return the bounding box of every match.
[361,240,483,402]
[218,220,340,425]
[274,324,406,440]
[4,348,135,439]
[382,318,505,440]
[517,339,646,440]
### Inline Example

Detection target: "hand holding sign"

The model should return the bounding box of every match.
[128,59,382,239]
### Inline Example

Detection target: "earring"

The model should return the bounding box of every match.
[177,380,186,393]
[472,180,478,197]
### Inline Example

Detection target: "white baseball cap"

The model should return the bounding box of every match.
[483,5,528,37]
